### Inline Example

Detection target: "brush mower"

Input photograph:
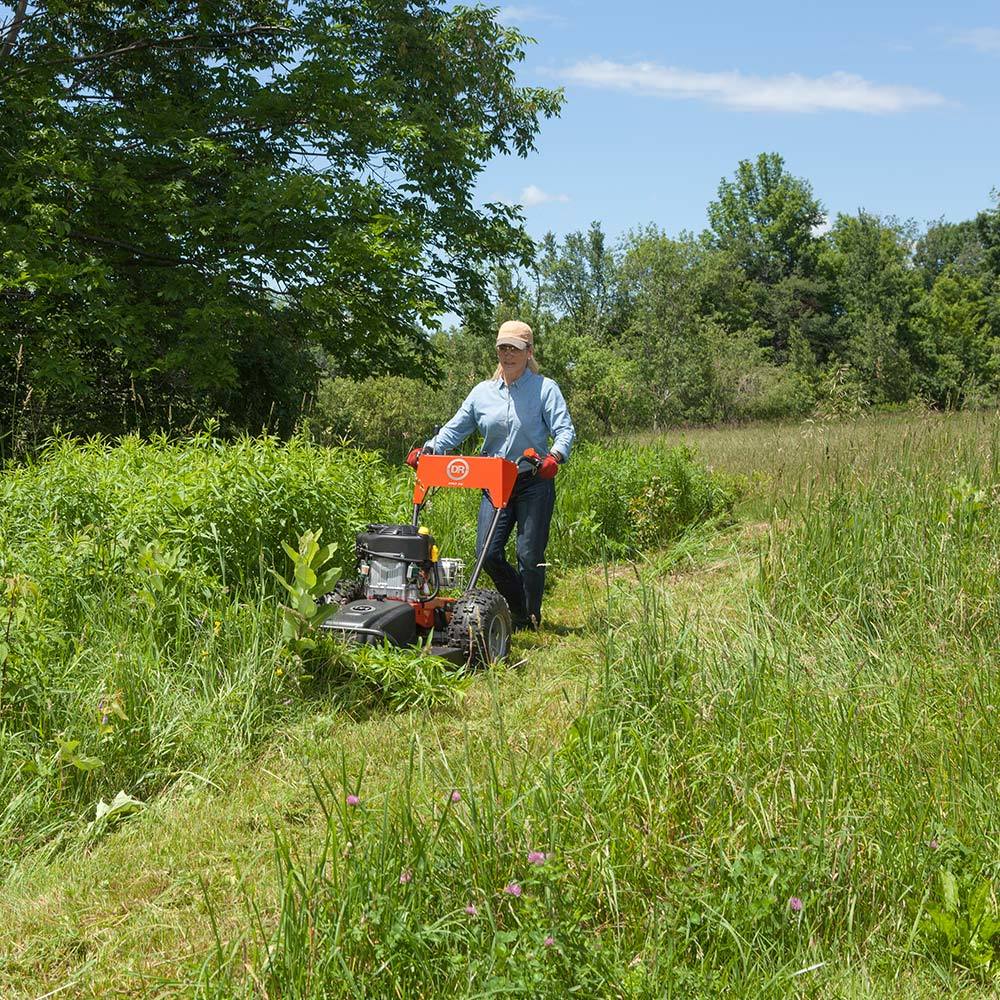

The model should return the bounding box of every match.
[319,449,548,666]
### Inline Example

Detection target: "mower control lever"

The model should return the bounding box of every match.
[518,447,543,475]
[519,448,558,479]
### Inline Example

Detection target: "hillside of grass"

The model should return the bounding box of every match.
[3,412,1000,997]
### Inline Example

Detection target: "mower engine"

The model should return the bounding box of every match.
[357,524,437,602]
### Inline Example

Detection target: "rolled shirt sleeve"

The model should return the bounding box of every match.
[541,378,576,463]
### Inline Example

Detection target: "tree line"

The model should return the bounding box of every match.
[438,153,1000,440]
[318,153,1000,456]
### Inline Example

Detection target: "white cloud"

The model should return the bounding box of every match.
[498,6,561,24]
[561,59,948,114]
[520,184,570,207]
[952,27,1000,52]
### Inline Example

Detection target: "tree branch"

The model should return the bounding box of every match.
[0,0,28,61]
[59,24,292,67]
[69,229,195,268]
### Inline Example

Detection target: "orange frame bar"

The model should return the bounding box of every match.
[413,455,520,509]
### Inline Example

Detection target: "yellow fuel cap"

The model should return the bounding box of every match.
[418,526,430,535]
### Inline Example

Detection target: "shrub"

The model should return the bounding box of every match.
[311,376,453,464]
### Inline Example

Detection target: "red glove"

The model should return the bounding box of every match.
[538,455,559,479]
[406,447,425,469]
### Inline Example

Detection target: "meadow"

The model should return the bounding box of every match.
[2,410,1000,997]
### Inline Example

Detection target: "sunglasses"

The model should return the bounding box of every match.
[496,344,525,353]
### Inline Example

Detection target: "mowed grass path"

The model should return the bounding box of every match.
[0,566,613,996]
[3,409,999,996]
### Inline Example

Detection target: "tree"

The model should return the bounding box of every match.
[0,0,561,450]
[707,152,825,286]
[706,153,826,360]
[910,270,996,407]
[538,222,625,340]
[913,219,987,288]
[977,191,1000,277]
[819,212,920,403]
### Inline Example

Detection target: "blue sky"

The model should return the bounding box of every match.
[480,0,1000,244]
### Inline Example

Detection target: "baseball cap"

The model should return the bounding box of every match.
[496,320,533,350]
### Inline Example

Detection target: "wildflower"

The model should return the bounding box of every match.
[346,794,360,807]
[929,839,940,850]
[465,904,478,916]
[503,882,522,897]
[399,869,412,884]
[788,896,803,913]
[544,935,555,948]
[450,790,462,803]
[275,667,283,676]
[527,850,547,865]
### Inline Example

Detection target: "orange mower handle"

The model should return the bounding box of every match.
[412,454,520,509]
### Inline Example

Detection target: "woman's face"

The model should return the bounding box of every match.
[497,343,530,381]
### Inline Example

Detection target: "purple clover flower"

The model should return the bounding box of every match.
[788,896,803,913]
[465,904,478,916]
[399,869,412,885]
[527,850,547,865]
[450,790,462,803]
[543,935,555,948]
[346,794,360,807]
[503,882,522,897]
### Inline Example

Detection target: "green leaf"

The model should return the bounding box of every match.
[940,869,960,915]
[94,790,143,823]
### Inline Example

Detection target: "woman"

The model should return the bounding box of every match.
[407,321,575,630]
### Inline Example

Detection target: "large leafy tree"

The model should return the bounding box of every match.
[707,152,825,286]
[0,0,561,448]
[819,212,920,403]
[706,153,827,361]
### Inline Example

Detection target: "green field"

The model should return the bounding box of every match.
[2,411,1000,997]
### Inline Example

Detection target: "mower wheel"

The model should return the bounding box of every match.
[322,577,365,606]
[446,589,512,666]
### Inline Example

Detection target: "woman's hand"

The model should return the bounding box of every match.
[538,455,559,479]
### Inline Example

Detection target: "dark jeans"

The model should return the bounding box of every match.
[475,475,556,625]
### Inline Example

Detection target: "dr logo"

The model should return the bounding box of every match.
[447,458,470,481]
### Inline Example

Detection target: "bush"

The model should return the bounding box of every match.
[415,442,741,571]
[311,376,453,464]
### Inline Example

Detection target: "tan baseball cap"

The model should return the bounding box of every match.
[496,320,533,350]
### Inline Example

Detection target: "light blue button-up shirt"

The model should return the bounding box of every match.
[426,370,576,464]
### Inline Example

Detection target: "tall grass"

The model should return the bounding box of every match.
[197,414,1000,996]
[0,433,729,869]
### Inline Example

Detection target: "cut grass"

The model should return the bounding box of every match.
[0,562,613,997]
